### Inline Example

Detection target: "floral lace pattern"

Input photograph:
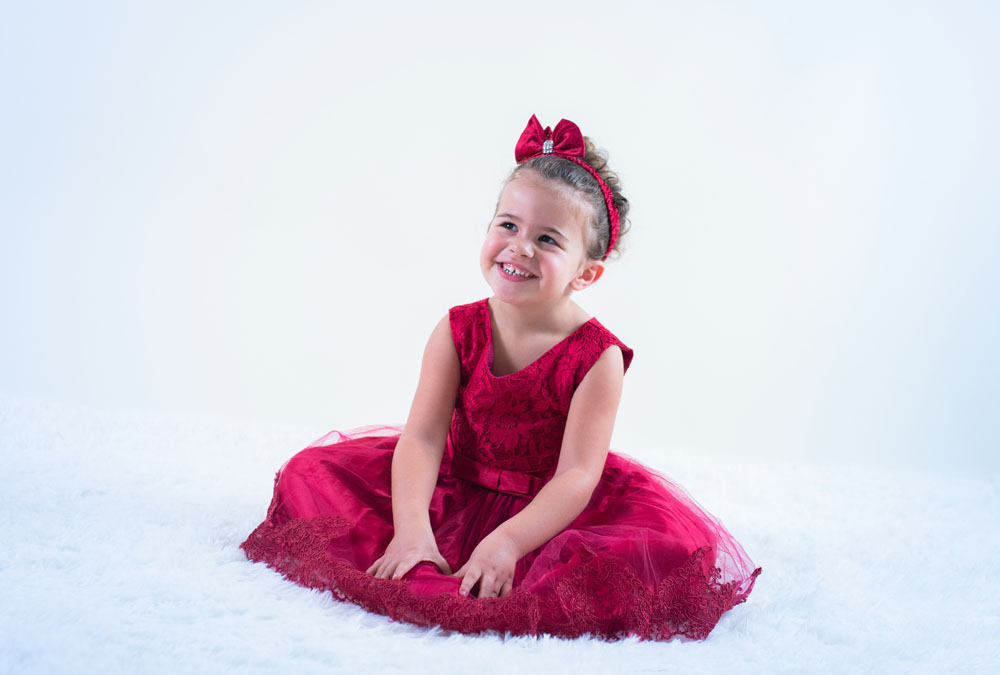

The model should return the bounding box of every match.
[448,298,634,473]
[242,516,760,641]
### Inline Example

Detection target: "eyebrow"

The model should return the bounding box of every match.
[495,213,567,241]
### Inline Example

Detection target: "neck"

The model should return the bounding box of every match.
[487,295,584,335]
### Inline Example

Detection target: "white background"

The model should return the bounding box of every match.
[3,4,999,672]
[2,0,998,475]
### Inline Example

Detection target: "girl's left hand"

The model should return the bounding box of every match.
[452,530,519,598]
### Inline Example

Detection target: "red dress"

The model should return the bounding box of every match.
[241,297,761,640]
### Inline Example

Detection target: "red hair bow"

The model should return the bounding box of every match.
[512,114,621,261]
[515,114,586,162]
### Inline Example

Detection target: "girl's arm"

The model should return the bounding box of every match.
[366,313,460,580]
[453,345,625,597]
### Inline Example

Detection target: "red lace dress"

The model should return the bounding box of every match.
[241,297,761,640]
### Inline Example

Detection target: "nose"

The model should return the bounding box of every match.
[508,235,533,257]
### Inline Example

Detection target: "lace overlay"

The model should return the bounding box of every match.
[447,299,634,474]
[240,297,760,641]
[243,517,759,640]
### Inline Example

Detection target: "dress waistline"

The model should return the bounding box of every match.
[447,452,549,498]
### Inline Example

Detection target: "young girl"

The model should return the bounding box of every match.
[240,115,761,641]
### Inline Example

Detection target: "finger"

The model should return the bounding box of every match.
[434,555,452,575]
[391,558,416,580]
[452,563,466,578]
[365,556,382,576]
[499,579,513,597]
[479,573,497,598]
[459,568,481,597]
[378,560,398,580]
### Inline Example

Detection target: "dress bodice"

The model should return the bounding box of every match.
[446,298,633,476]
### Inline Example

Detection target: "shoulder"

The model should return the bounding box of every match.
[579,319,634,374]
[447,298,488,338]
[582,343,625,386]
[561,320,633,392]
[446,298,490,379]
[426,313,458,359]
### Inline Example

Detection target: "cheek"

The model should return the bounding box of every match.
[480,236,501,265]
[482,231,505,254]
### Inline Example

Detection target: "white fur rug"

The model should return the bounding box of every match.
[1,393,997,674]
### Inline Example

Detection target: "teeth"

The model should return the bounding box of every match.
[502,263,534,278]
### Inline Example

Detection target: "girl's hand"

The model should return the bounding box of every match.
[366,529,452,580]
[452,530,520,598]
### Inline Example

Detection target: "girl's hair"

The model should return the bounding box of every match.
[506,137,631,261]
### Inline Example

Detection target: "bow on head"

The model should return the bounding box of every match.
[515,114,586,162]
[510,113,621,260]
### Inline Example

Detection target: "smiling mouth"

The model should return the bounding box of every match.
[499,262,536,278]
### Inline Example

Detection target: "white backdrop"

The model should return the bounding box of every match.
[2,0,997,475]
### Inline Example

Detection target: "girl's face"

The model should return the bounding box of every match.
[480,171,605,307]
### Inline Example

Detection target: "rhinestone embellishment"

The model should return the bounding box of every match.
[542,139,554,154]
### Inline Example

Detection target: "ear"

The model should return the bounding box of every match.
[570,259,605,291]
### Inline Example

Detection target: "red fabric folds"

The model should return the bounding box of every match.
[240,298,761,640]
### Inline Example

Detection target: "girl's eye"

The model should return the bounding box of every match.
[496,222,558,247]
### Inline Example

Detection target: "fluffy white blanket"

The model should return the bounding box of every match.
[1,393,996,674]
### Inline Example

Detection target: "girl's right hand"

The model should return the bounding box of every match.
[365,530,452,580]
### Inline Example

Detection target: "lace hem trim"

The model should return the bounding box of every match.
[239,517,761,641]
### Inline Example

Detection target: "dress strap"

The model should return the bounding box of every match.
[566,319,634,391]
[448,452,550,498]
[448,299,490,383]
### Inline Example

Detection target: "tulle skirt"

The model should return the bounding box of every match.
[240,425,761,641]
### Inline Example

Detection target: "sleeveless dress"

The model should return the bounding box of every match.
[240,298,761,641]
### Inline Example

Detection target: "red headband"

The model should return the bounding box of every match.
[514,114,620,261]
